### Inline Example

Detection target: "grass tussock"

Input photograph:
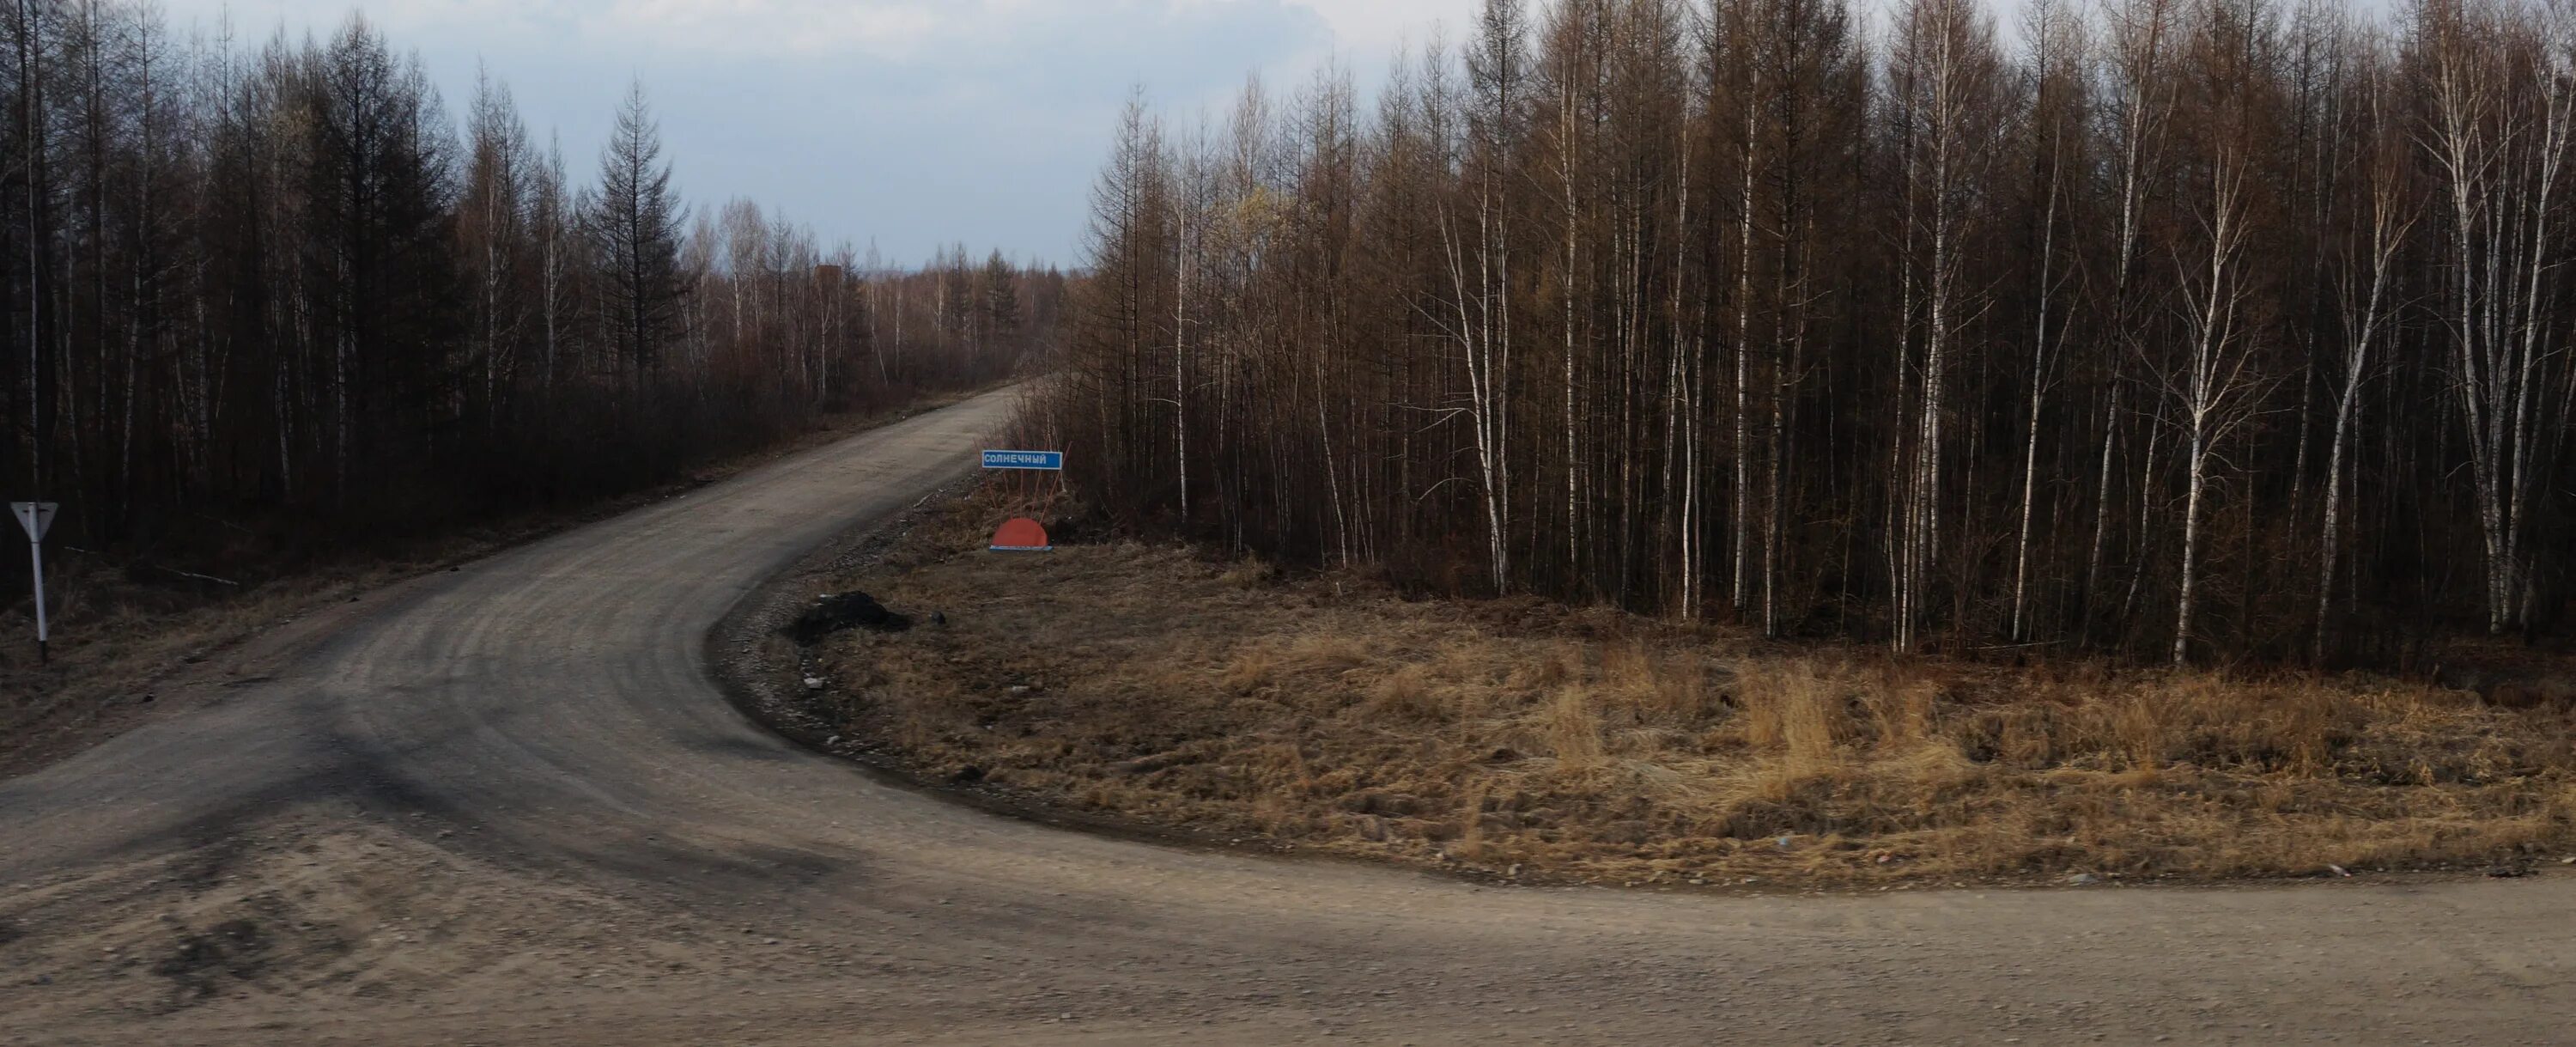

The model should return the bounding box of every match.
[805,488,2576,886]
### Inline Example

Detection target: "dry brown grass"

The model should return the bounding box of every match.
[803,488,2576,886]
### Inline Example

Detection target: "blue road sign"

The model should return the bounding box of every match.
[982,450,1065,471]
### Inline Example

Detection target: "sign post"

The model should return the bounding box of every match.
[981,451,1064,552]
[11,502,56,664]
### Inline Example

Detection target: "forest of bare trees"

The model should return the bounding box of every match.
[1036,0,2576,667]
[0,3,1053,569]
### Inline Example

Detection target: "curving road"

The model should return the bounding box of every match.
[4,387,2573,1045]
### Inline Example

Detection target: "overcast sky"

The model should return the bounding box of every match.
[154,1,1481,268]
[161,0,2402,269]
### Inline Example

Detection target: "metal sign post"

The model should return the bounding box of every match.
[981,449,1066,504]
[11,502,56,664]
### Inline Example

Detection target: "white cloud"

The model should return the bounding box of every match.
[581,0,944,58]
[1274,0,1478,56]
[629,0,1468,64]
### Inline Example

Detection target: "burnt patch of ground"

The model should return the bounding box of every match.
[783,592,912,646]
[0,814,762,1032]
[762,483,2576,888]
[155,919,274,1004]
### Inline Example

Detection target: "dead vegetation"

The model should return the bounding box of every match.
[800,490,2576,886]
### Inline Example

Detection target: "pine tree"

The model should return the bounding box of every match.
[588,79,687,386]
[981,250,1021,343]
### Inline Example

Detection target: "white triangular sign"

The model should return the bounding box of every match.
[12,502,55,541]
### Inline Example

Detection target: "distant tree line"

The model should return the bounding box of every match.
[0,3,1053,563]
[1036,0,2576,666]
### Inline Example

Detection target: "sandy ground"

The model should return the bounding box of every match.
[4,387,2574,1045]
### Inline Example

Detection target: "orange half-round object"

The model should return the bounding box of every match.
[991,518,1052,551]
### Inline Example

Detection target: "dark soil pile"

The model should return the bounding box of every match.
[784,592,911,646]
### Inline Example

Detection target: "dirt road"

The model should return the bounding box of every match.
[3,387,2572,1045]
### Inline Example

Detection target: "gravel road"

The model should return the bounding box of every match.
[3,387,2572,1046]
